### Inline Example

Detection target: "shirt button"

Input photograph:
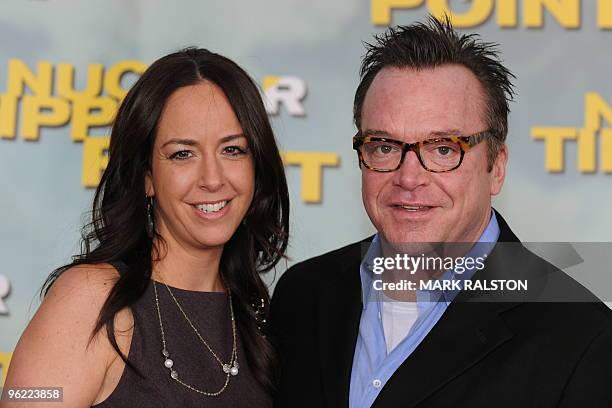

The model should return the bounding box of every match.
[372,379,382,388]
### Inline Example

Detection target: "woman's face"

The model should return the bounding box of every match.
[145,81,255,252]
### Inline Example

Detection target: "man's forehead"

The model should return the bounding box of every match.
[371,64,481,89]
[361,64,488,138]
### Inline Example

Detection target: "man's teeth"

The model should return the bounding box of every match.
[196,201,228,213]
[400,205,430,211]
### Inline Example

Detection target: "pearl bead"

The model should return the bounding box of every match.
[164,359,174,368]
[230,366,239,376]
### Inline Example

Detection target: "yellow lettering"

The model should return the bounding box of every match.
[524,0,580,28]
[601,128,612,172]
[0,94,19,139]
[0,352,12,387]
[282,151,339,203]
[70,96,118,141]
[428,0,494,27]
[531,127,577,172]
[21,96,71,141]
[6,59,53,97]
[56,63,104,99]
[262,76,280,91]
[369,0,610,29]
[598,0,612,28]
[104,60,147,101]
[82,136,110,187]
[371,0,425,25]
[497,0,519,27]
[533,93,612,173]
[584,92,612,130]
[577,128,596,172]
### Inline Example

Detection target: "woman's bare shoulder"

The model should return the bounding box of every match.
[3,263,133,406]
[48,263,120,297]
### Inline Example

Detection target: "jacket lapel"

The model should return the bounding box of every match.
[313,211,525,407]
[372,210,523,407]
[372,299,517,407]
[316,243,365,408]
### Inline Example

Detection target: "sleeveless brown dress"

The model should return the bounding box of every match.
[93,277,271,408]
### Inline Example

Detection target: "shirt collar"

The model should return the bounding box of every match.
[359,209,500,308]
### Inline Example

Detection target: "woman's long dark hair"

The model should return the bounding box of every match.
[42,48,289,391]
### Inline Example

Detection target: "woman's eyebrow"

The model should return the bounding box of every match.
[160,138,198,148]
[219,133,246,143]
[160,133,246,148]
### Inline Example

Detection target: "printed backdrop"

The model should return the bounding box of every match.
[1,0,612,384]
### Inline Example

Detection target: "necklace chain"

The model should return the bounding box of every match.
[153,279,239,397]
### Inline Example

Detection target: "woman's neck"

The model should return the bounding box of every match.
[151,238,225,292]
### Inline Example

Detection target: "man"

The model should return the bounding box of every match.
[271,17,612,408]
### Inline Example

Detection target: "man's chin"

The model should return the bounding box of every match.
[380,231,444,256]
[380,217,442,241]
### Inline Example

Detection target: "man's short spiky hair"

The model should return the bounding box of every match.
[353,16,516,168]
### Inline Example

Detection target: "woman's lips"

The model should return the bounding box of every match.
[192,199,231,220]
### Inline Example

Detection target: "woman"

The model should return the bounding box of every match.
[4,48,289,407]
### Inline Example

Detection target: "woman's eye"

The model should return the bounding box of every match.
[223,146,248,156]
[169,150,193,160]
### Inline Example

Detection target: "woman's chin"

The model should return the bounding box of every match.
[192,231,238,250]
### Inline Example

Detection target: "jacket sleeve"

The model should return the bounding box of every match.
[558,319,612,407]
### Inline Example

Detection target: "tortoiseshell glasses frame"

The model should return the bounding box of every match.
[352,130,495,173]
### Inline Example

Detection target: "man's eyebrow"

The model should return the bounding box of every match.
[361,129,392,137]
[361,129,464,138]
[430,129,463,137]
[160,133,246,148]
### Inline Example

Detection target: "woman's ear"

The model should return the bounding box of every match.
[145,170,155,197]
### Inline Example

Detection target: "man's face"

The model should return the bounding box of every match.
[360,65,507,245]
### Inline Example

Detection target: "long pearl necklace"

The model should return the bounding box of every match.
[153,279,239,396]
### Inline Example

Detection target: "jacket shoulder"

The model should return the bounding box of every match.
[273,237,370,294]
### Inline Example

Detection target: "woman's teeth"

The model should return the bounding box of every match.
[196,201,228,213]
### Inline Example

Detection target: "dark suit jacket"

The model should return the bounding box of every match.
[271,212,612,407]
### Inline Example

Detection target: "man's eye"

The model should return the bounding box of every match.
[169,150,193,160]
[377,145,395,154]
[437,146,452,155]
[223,146,248,156]
[431,144,460,156]
[368,143,398,155]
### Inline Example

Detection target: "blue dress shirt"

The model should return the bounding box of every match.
[348,211,500,408]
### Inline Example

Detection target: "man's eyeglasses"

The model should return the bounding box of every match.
[352,130,494,173]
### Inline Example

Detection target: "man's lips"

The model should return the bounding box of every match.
[390,203,438,212]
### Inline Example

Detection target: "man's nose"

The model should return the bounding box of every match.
[392,149,431,190]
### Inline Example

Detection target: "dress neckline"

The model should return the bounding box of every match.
[151,279,228,296]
